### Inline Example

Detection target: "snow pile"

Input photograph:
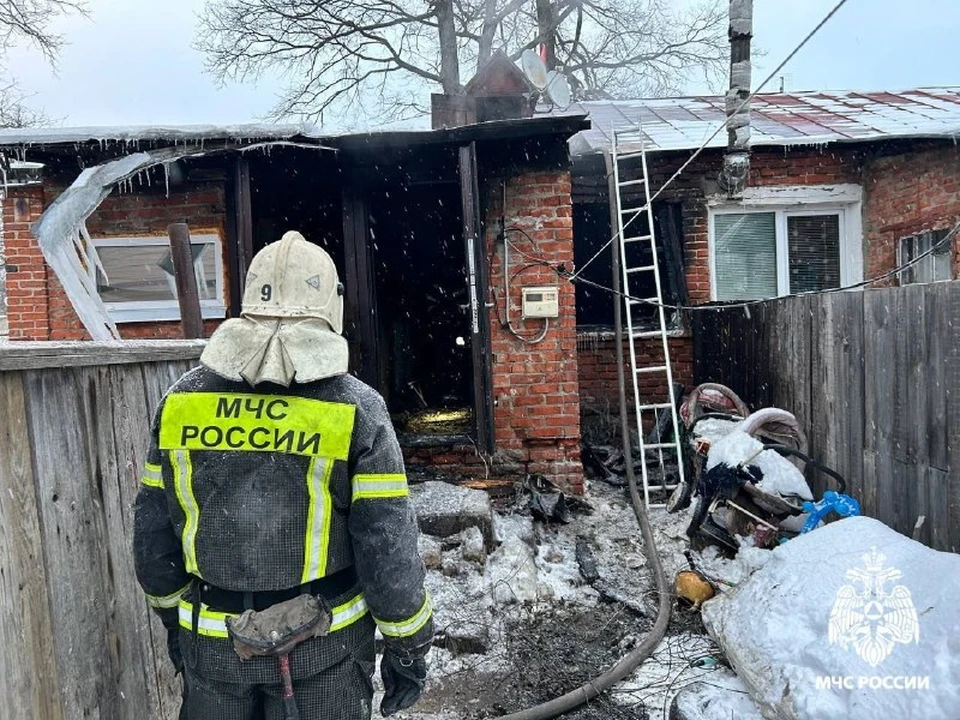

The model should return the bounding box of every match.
[690,416,740,445]
[707,430,812,501]
[670,670,765,720]
[701,516,960,720]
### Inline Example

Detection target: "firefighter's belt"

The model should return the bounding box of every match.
[199,566,357,613]
[227,594,332,661]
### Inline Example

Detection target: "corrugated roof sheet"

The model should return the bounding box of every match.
[558,87,960,156]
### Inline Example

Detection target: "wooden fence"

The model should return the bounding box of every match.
[0,341,204,720]
[692,282,960,552]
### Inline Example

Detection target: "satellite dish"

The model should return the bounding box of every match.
[521,49,548,91]
[545,70,572,109]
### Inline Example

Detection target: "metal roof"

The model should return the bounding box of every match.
[559,87,960,156]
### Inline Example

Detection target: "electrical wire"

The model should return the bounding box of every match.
[497,219,551,343]
[570,0,853,283]
[532,218,960,314]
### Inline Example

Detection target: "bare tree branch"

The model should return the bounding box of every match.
[0,1,89,127]
[196,0,727,124]
[0,0,87,62]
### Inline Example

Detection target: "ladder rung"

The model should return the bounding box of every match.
[643,442,680,450]
[618,178,646,187]
[639,402,674,411]
[617,152,644,160]
[623,234,652,243]
[627,297,658,306]
[635,365,668,374]
[620,206,646,214]
[626,264,656,274]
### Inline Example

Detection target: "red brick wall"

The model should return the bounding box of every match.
[577,336,693,420]
[483,170,583,492]
[862,144,960,283]
[4,187,50,340]
[3,182,228,340]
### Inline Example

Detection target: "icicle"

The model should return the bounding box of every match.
[163,162,171,198]
[80,222,108,285]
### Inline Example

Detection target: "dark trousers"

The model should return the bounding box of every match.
[181,638,375,720]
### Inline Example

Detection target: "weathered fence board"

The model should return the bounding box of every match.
[0,372,64,720]
[693,282,960,552]
[0,342,201,720]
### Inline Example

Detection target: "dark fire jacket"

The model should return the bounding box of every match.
[133,366,433,682]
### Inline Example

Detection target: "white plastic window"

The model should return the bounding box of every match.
[87,233,226,322]
[711,206,857,301]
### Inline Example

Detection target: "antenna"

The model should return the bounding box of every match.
[521,49,548,90]
[545,70,572,109]
[520,49,574,110]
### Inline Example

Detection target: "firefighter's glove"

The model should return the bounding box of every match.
[157,607,184,674]
[380,648,427,716]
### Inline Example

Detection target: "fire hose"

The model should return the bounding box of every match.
[496,168,672,719]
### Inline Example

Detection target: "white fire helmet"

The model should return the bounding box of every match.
[200,231,349,386]
[241,230,344,332]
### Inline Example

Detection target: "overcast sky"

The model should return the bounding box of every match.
[5,0,959,130]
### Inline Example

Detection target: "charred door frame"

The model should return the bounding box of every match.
[342,181,380,388]
[225,155,255,316]
[460,142,495,453]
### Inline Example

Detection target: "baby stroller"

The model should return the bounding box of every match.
[670,391,849,552]
[667,382,750,514]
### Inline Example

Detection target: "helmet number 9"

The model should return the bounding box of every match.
[260,284,273,301]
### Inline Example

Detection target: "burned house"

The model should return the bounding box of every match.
[4,85,960,492]
[0,116,588,490]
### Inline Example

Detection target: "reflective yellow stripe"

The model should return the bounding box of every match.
[177,601,231,638]
[351,474,408,501]
[330,593,369,632]
[159,392,356,459]
[177,593,369,637]
[171,450,200,576]
[301,457,334,584]
[374,594,432,638]
[145,582,190,609]
[141,462,163,489]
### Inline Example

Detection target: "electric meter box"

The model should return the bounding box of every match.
[521,286,560,318]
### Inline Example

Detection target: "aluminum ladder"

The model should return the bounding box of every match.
[610,126,686,507]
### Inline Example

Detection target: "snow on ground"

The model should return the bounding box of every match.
[396,479,762,720]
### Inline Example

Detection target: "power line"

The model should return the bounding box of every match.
[571,0,854,282]
[535,220,960,313]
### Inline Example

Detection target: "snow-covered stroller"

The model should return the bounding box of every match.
[667,383,750,514]
[678,407,848,553]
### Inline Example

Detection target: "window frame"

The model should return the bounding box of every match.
[87,231,227,323]
[897,229,953,285]
[707,185,863,301]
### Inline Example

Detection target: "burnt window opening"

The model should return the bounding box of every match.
[368,183,474,439]
[573,199,686,331]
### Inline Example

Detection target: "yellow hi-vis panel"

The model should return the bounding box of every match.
[159,392,356,459]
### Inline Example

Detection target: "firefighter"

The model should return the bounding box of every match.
[134,231,433,719]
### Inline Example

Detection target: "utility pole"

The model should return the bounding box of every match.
[720,0,753,198]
